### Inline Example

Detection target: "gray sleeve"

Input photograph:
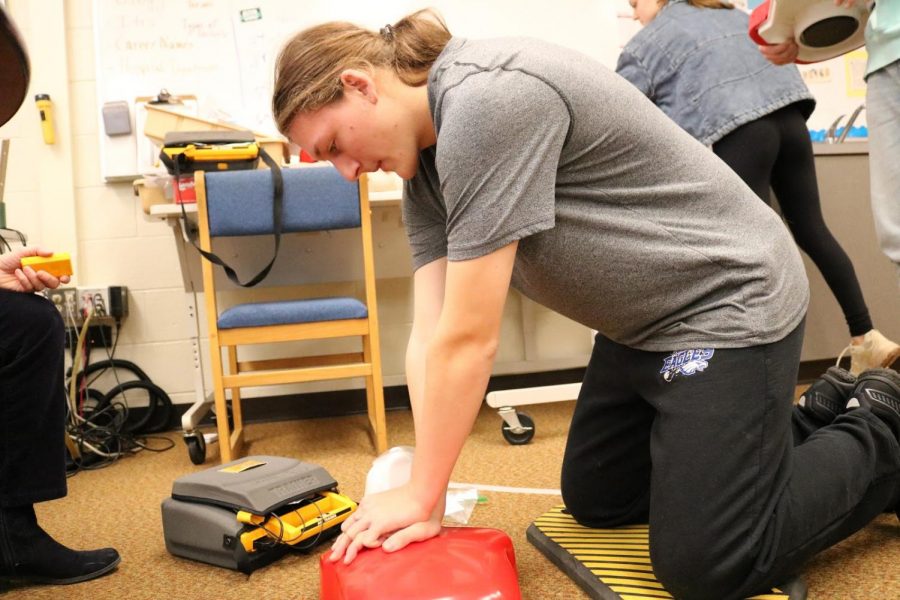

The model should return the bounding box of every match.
[402,156,448,271]
[615,48,653,98]
[434,69,569,262]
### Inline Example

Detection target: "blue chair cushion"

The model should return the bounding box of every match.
[217,297,368,329]
[204,167,361,236]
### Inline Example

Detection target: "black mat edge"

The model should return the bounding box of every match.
[526,523,620,600]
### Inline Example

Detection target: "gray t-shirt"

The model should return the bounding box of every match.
[402,37,809,351]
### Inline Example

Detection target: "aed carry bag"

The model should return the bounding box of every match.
[161,130,284,288]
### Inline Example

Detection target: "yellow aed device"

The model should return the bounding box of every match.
[236,491,356,552]
[159,131,260,175]
[35,93,55,145]
[161,456,354,574]
[21,252,72,278]
[161,142,259,165]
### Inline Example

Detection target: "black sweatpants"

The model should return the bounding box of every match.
[561,322,900,600]
[712,103,872,337]
[0,289,68,507]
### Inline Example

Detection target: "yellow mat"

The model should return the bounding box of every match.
[526,505,806,600]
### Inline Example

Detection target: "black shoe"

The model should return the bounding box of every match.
[846,369,900,521]
[797,366,857,424]
[846,368,900,439]
[0,505,120,586]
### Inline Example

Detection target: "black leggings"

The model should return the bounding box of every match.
[713,103,872,337]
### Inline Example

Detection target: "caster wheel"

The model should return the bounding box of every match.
[501,412,535,445]
[185,434,206,465]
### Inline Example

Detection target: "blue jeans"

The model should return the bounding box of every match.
[867,59,900,282]
[561,321,900,600]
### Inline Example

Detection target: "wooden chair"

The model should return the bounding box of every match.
[195,166,388,462]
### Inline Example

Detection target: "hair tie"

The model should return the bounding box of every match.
[379,24,394,41]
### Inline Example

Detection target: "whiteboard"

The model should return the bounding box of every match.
[92,0,620,181]
[93,1,242,180]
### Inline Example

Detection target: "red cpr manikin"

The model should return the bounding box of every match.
[749,0,869,63]
[320,527,521,600]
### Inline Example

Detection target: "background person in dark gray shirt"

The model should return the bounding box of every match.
[272,9,900,599]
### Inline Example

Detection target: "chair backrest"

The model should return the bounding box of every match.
[203,166,361,237]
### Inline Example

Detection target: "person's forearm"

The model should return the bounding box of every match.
[405,329,449,521]
[405,332,429,442]
[409,330,497,508]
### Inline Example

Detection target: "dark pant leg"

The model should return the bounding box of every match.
[769,106,872,336]
[714,105,872,336]
[625,321,900,600]
[792,405,824,445]
[712,116,780,201]
[636,323,804,599]
[561,333,655,527]
[0,290,68,507]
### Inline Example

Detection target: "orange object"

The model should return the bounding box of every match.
[21,252,73,278]
[299,148,317,163]
[320,527,521,600]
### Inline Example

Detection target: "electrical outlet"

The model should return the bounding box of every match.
[76,285,128,320]
[78,287,110,317]
[45,288,65,311]
[44,287,82,325]
[64,289,78,320]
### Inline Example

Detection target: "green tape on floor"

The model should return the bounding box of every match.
[527,505,806,600]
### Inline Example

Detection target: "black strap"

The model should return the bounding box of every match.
[177,147,284,288]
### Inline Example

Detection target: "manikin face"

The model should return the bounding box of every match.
[287,70,422,181]
[630,0,663,26]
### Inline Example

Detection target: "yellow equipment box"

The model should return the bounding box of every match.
[159,131,260,175]
[161,142,260,166]
[21,252,73,278]
[237,491,356,552]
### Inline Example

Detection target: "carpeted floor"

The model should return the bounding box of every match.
[5,397,899,599]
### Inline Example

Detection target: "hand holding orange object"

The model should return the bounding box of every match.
[0,247,71,292]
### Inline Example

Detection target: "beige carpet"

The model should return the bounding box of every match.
[6,399,899,599]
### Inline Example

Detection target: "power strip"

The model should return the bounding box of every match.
[45,285,128,323]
